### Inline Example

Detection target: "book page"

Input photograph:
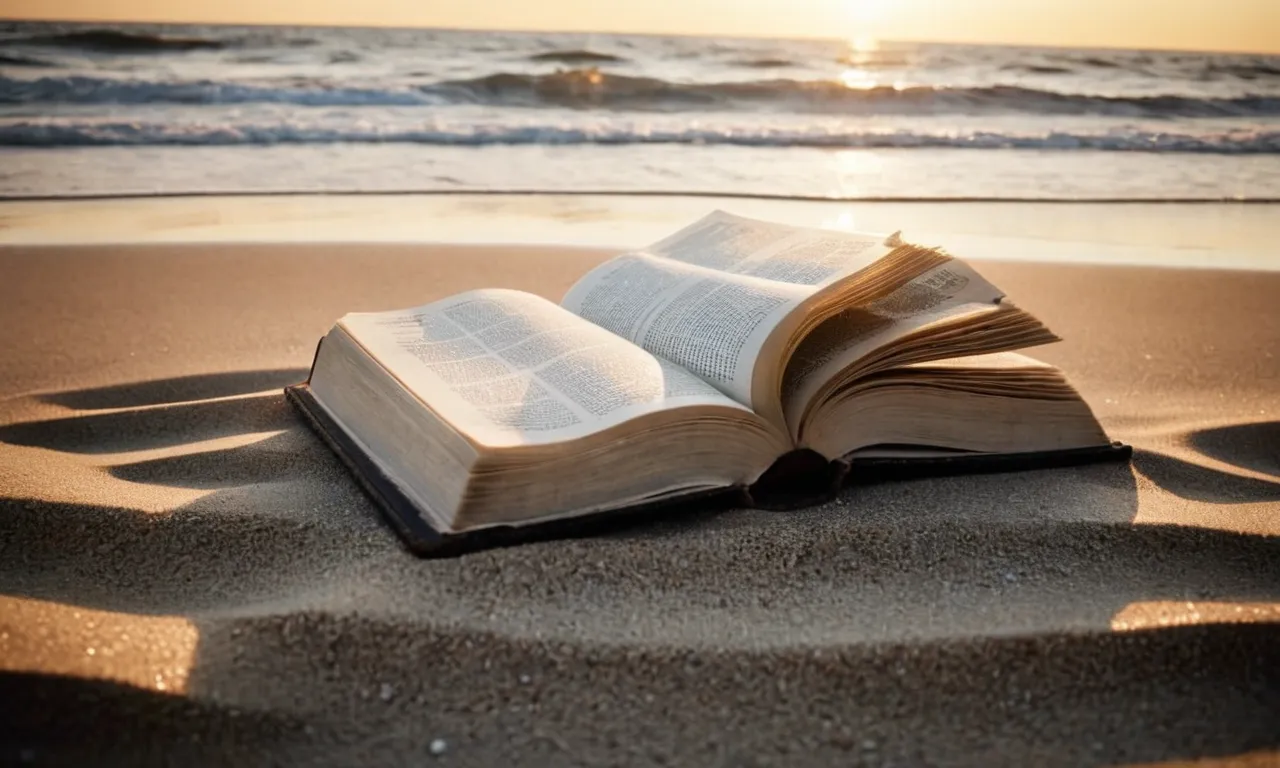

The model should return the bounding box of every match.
[782,261,1008,426]
[646,210,896,287]
[339,289,751,448]
[561,211,900,411]
[561,252,811,408]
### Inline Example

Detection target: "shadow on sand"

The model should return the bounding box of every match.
[1132,448,1280,503]
[1,372,1278,766]
[0,391,299,454]
[36,369,310,411]
[1187,420,1280,479]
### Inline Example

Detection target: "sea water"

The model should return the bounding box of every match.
[2,21,1278,200]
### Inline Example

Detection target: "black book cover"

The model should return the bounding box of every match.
[285,374,1131,557]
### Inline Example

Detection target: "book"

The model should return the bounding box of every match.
[288,211,1130,556]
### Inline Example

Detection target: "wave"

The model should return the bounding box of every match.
[0,76,438,107]
[4,72,1278,117]
[1002,64,1074,75]
[8,29,228,52]
[835,51,913,69]
[1208,62,1280,80]
[528,49,627,64]
[3,120,1276,154]
[1028,54,1280,81]
[0,52,56,67]
[734,58,797,68]
[1077,56,1125,70]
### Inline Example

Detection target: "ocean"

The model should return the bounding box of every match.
[1,21,1278,200]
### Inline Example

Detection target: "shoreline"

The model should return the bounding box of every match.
[1,194,1278,271]
[9,190,1280,203]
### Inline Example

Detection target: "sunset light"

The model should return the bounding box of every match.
[2,0,1278,758]
[3,0,1278,53]
[842,0,890,27]
[838,66,879,90]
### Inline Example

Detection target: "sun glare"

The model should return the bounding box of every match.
[839,67,877,90]
[839,35,887,90]
[841,1,886,55]
[849,35,880,52]
[842,0,892,41]
[844,0,888,25]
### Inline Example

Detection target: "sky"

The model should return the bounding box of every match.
[5,0,1279,54]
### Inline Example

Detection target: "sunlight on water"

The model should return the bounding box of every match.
[839,67,879,90]
[848,36,880,53]
[830,149,889,199]
[1,21,1277,199]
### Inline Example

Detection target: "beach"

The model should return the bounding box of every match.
[1,201,1277,765]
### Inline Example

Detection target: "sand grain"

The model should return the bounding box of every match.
[1,244,1276,766]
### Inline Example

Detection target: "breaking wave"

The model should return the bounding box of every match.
[0,52,57,67]
[3,120,1275,153]
[4,72,1280,117]
[6,29,229,52]
[527,49,627,64]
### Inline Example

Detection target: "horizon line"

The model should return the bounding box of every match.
[3,190,1277,205]
[2,15,1278,57]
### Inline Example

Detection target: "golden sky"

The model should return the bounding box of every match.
[5,0,1279,53]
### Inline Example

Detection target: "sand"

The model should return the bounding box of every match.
[4,194,1278,272]
[0,242,1277,767]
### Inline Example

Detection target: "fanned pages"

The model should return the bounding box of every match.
[290,210,1129,554]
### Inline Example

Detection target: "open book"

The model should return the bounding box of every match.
[287,211,1128,556]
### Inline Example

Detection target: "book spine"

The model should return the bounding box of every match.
[745,450,849,511]
[304,336,324,384]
